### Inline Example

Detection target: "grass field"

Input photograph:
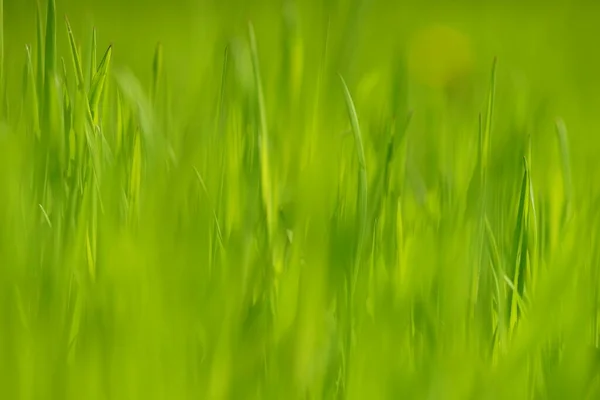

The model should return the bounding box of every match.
[2,0,600,398]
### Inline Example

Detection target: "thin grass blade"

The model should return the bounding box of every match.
[249,22,274,242]
[481,58,497,176]
[89,45,112,123]
[26,45,40,136]
[508,157,530,334]
[151,42,163,104]
[89,27,97,85]
[555,118,572,227]
[339,74,367,295]
[35,0,44,102]
[65,16,85,91]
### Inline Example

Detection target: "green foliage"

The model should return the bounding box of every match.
[1,1,600,399]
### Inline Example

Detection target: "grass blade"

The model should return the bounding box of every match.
[555,118,572,227]
[249,22,274,242]
[89,27,97,85]
[35,0,45,103]
[25,45,40,136]
[89,45,112,123]
[65,16,85,91]
[384,111,413,196]
[508,157,530,334]
[44,0,56,75]
[42,0,57,130]
[129,128,142,221]
[151,42,163,104]
[481,58,497,176]
[339,74,367,294]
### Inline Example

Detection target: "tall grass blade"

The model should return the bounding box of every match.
[249,22,274,242]
[129,128,142,221]
[508,157,530,334]
[151,42,163,104]
[89,27,97,85]
[44,0,56,75]
[65,16,85,92]
[115,89,123,154]
[481,58,497,176]
[384,111,413,196]
[89,45,112,123]
[42,0,57,131]
[484,215,504,342]
[36,1,45,103]
[555,118,572,227]
[339,74,367,295]
[26,45,40,136]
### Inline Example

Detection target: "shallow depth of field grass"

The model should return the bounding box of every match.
[2,0,600,399]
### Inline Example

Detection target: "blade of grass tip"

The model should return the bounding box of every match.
[89,45,112,123]
[339,74,367,296]
[39,204,52,227]
[555,118,572,227]
[44,0,56,76]
[194,167,224,248]
[26,45,40,136]
[522,164,536,295]
[525,134,538,283]
[481,57,497,178]
[65,16,85,92]
[36,0,44,103]
[151,42,163,104]
[249,22,274,242]
[43,0,61,159]
[508,157,530,334]
[89,27,97,86]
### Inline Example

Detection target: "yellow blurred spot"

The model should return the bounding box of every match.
[408,25,473,89]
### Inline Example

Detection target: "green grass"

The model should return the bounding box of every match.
[1,0,600,399]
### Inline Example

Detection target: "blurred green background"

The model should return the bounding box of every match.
[5,0,600,158]
[3,1,600,399]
